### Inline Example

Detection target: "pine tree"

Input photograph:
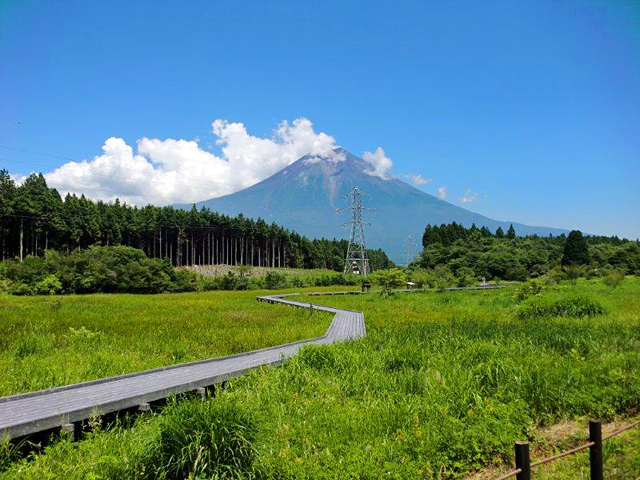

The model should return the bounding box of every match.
[495,226,505,238]
[562,230,590,265]
[506,224,516,239]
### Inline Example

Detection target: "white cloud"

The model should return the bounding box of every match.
[458,188,482,203]
[39,118,342,205]
[362,147,393,180]
[437,186,447,200]
[405,174,431,186]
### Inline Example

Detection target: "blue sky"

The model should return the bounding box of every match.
[1,0,639,239]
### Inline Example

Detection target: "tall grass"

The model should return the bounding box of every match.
[0,289,334,396]
[1,278,639,478]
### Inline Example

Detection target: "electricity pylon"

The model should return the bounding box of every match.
[405,235,415,266]
[337,187,374,275]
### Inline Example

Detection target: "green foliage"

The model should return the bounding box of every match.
[603,271,625,290]
[513,279,544,302]
[1,279,639,478]
[264,271,287,290]
[562,230,590,266]
[563,264,584,285]
[516,294,606,319]
[0,247,197,295]
[418,223,639,283]
[433,264,456,291]
[0,170,393,273]
[371,267,406,297]
[34,274,62,295]
[142,398,257,479]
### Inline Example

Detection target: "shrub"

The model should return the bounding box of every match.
[603,271,625,290]
[265,271,287,289]
[517,295,606,319]
[143,398,258,479]
[513,279,543,303]
[563,264,584,285]
[433,265,456,292]
[34,274,62,295]
[371,268,406,297]
[8,282,35,296]
[455,266,477,287]
[408,269,435,288]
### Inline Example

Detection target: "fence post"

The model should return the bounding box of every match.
[589,420,603,480]
[515,441,531,480]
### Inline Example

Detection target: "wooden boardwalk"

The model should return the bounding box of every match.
[0,292,366,440]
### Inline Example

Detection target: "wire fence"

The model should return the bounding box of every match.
[494,418,640,480]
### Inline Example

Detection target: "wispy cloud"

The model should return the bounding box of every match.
[405,174,432,186]
[437,186,447,200]
[458,188,484,204]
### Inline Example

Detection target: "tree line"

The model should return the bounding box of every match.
[0,171,392,271]
[417,222,640,281]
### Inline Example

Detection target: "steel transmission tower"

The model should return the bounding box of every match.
[337,187,374,275]
[404,235,415,266]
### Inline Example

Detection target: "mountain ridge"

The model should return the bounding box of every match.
[178,148,568,262]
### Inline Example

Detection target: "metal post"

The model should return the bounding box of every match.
[589,420,603,480]
[515,441,531,480]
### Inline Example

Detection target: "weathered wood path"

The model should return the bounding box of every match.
[0,292,365,440]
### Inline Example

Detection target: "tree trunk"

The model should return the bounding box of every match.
[19,218,24,261]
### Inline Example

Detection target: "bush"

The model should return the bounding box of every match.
[265,271,288,289]
[8,282,35,296]
[603,271,625,290]
[143,398,258,479]
[562,264,584,285]
[433,265,456,292]
[455,266,477,287]
[517,295,606,319]
[34,274,62,295]
[0,247,198,295]
[371,268,406,297]
[408,269,435,288]
[513,279,543,303]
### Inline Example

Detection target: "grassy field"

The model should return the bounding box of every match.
[1,277,639,478]
[0,289,333,397]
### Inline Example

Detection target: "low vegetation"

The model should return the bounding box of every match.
[0,289,332,396]
[1,276,638,478]
[0,246,365,295]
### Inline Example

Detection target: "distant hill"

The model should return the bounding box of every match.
[179,148,567,262]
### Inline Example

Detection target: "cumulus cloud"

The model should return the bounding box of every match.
[458,188,480,203]
[437,186,447,200]
[40,118,343,205]
[362,147,393,180]
[405,174,431,186]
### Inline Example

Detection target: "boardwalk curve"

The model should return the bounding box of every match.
[0,291,365,440]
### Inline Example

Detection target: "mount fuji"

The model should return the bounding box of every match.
[180,149,567,262]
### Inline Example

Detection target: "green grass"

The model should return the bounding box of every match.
[0,289,334,397]
[1,278,639,479]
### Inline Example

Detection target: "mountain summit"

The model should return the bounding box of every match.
[183,149,566,262]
